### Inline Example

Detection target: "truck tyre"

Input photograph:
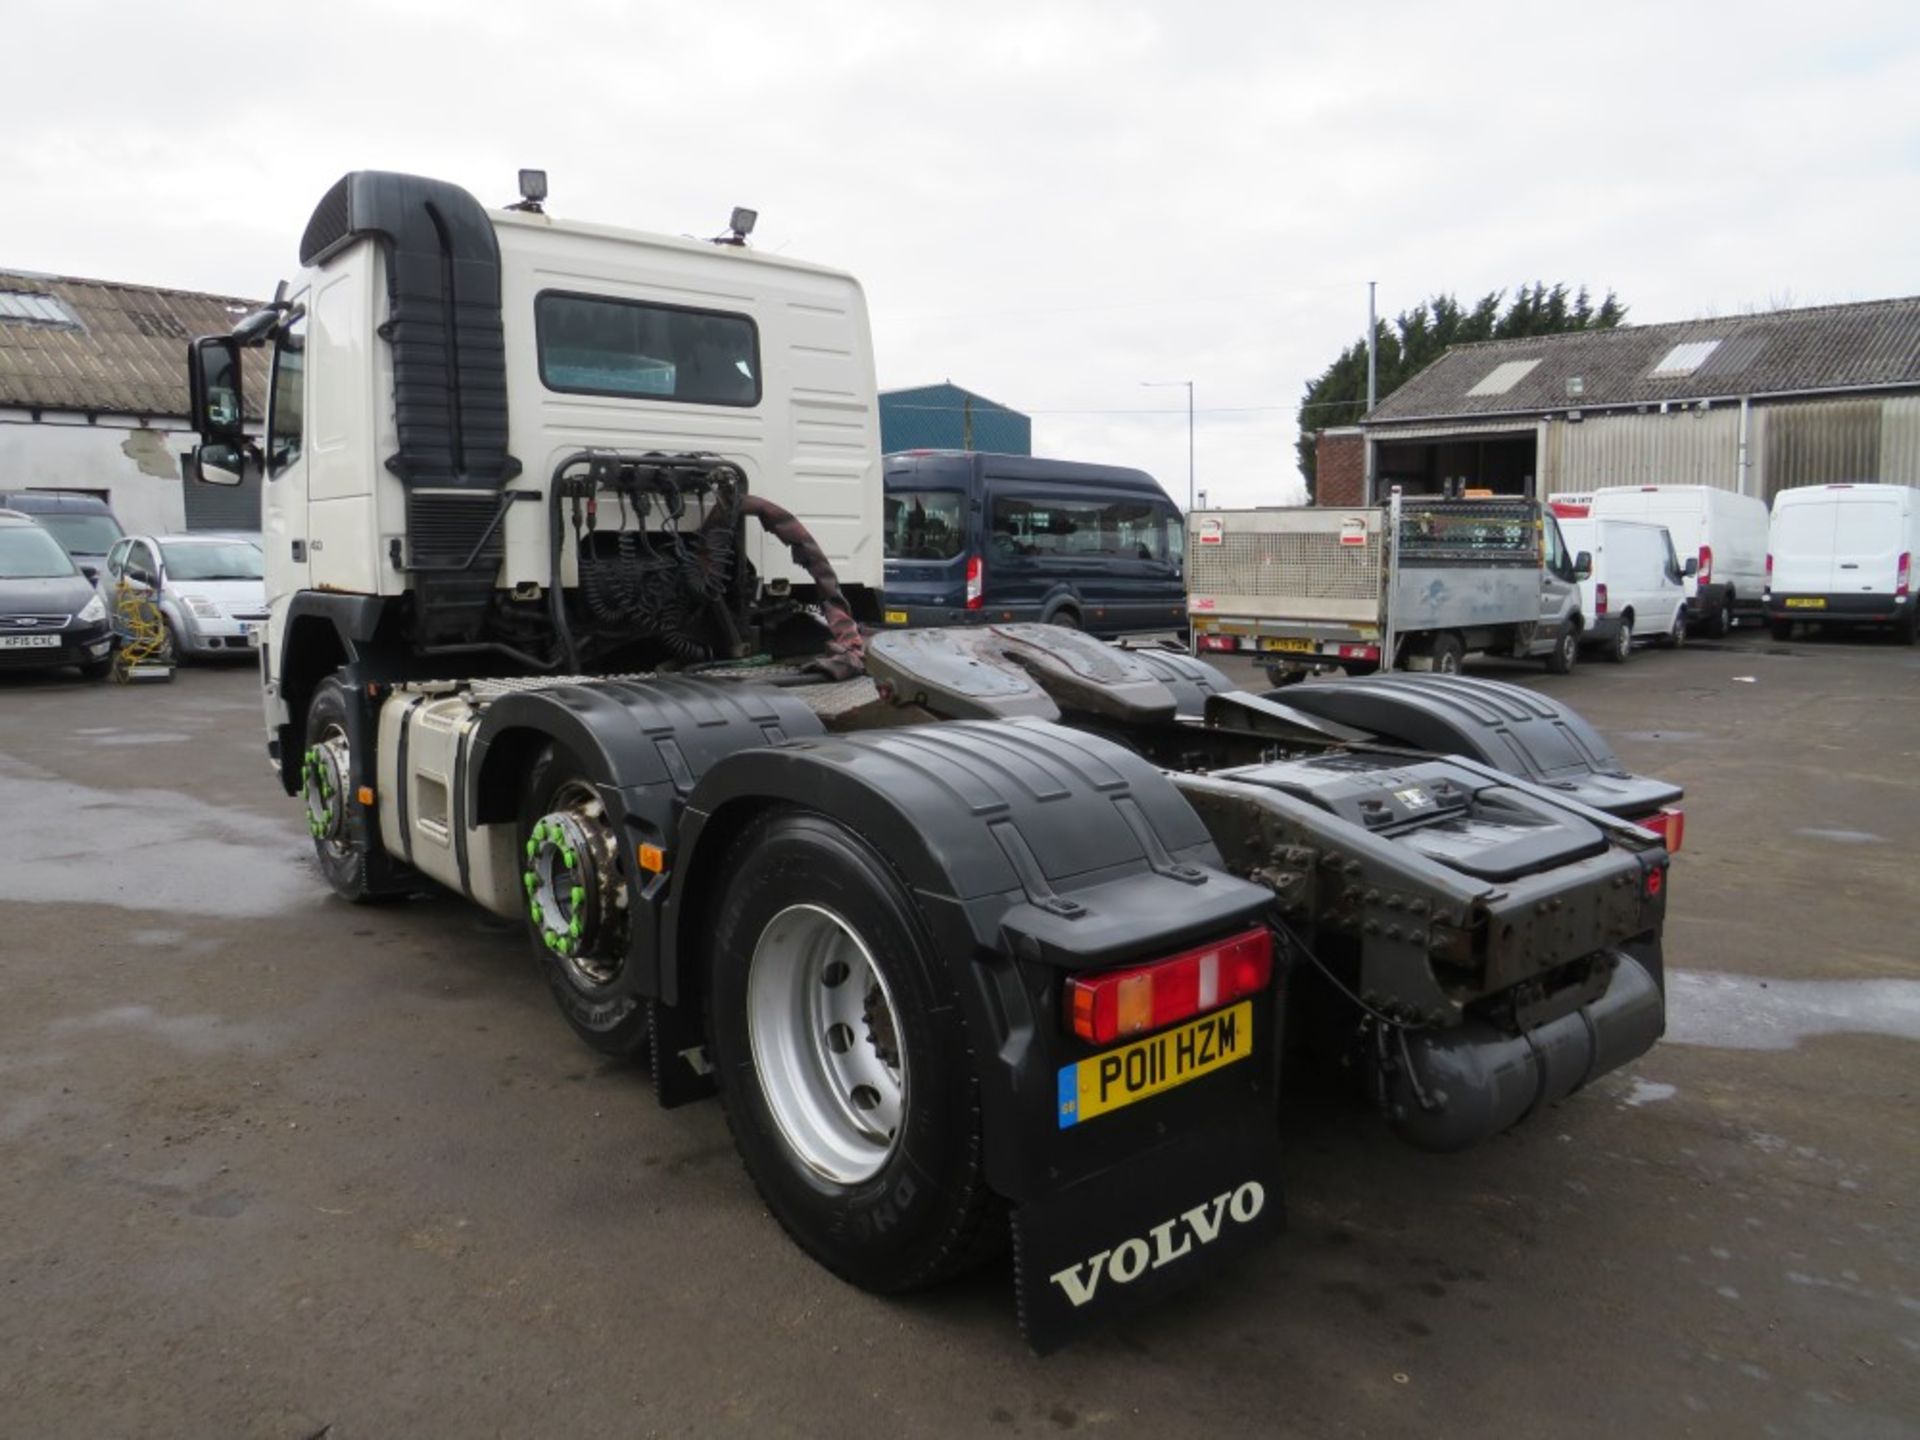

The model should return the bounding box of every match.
[1660,607,1688,650]
[518,743,651,1059]
[302,677,391,904]
[1705,592,1733,638]
[1604,615,1633,664]
[1046,607,1081,631]
[1545,624,1579,675]
[1428,633,1465,675]
[1899,605,1919,646]
[1770,619,1794,642]
[706,807,1001,1293]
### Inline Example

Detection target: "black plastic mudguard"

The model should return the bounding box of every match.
[668,718,1285,1346]
[465,677,825,1001]
[1279,672,1683,817]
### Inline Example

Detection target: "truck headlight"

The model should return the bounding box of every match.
[77,593,106,624]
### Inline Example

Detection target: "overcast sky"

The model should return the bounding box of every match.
[5,0,1916,507]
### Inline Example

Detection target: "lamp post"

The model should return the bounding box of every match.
[1142,379,1195,512]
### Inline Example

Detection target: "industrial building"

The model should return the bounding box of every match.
[1315,296,1920,506]
[0,271,265,534]
[878,381,1031,455]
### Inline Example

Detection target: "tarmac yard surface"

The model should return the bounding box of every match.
[1,633,1915,1439]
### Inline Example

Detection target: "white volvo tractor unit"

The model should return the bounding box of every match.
[187,172,1680,1350]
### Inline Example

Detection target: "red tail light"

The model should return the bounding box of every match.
[1898,552,1911,599]
[1637,805,1684,855]
[1196,633,1240,653]
[965,554,983,610]
[1765,552,1773,584]
[1595,582,1609,617]
[1067,928,1273,1046]
[1698,545,1712,584]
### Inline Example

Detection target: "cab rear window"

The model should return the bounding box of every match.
[536,292,760,407]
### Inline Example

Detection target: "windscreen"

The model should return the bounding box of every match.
[34,512,123,555]
[884,490,967,561]
[161,540,264,581]
[0,526,78,579]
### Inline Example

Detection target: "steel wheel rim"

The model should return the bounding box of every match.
[747,903,907,1184]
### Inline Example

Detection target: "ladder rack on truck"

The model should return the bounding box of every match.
[1188,496,1593,685]
[185,171,1677,1351]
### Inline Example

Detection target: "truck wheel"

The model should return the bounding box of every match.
[1545,625,1579,675]
[1705,593,1733,638]
[1046,608,1081,631]
[1428,633,1465,675]
[1605,615,1633,664]
[518,744,650,1059]
[301,677,389,904]
[1660,608,1688,649]
[706,808,1001,1293]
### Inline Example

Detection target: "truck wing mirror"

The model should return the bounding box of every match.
[1573,550,1593,581]
[187,335,246,444]
[1682,556,1699,577]
[191,440,255,487]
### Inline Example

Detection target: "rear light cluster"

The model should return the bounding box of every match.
[1637,805,1685,855]
[1898,552,1911,599]
[1335,643,1379,661]
[1765,552,1773,585]
[965,555,983,610]
[1066,927,1273,1045]
[1595,582,1609,617]
[1698,545,1712,584]
[1196,633,1240,653]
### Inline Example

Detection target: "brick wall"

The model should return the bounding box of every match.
[1315,430,1366,506]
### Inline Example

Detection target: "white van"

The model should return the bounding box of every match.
[1586,486,1769,637]
[1767,484,1919,644]
[1557,516,1693,662]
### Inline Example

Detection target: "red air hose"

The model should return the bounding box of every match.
[741,494,866,678]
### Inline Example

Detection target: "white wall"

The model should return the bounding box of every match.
[0,409,193,535]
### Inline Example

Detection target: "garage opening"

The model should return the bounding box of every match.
[1371,430,1537,500]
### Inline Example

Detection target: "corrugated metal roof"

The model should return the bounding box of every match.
[1369,296,1920,426]
[0,271,265,418]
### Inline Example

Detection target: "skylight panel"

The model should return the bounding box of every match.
[1466,359,1541,397]
[0,291,80,327]
[1649,339,1721,378]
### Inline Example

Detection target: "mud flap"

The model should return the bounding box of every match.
[1012,1120,1284,1353]
[649,1000,718,1109]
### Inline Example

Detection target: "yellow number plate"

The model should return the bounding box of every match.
[1784,597,1825,609]
[1260,636,1315,653]
[1057,1001,1253,1128]
[884,609,909,624]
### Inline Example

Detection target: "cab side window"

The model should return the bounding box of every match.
[267,321,306,477]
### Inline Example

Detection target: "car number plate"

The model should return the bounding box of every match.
[884,609,909,624]
[0,634,61,649]
[1056,1001,1253,1128]
[1260,636,1314,653]
[1784,597,1825,609]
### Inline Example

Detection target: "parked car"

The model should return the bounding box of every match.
[102,533,267,657]
[880,451,1187,637]
[1557,515,1693,661]
[1574,486,1769,637]
[0,490,126,584]
[1766,484,1919,644]
[0,510,113,678]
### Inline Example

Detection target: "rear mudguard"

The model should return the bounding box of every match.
[666,717,1284,1350]
[1279,672,1683,818]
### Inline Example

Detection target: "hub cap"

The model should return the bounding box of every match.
[747,904,907,1184]
[523,783,627,988]
[301,728,352,852]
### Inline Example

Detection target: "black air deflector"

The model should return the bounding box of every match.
[301,171,522,643]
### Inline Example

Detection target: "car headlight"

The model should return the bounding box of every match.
[77,592,107,624]
[183,595,222,620]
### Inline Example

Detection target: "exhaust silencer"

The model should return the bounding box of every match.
[1384,953,1665,1153]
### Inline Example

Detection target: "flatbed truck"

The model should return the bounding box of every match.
[187,172,1678,1350]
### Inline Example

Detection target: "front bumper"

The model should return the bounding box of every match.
[176,613,266,655]
[0,620,112,670]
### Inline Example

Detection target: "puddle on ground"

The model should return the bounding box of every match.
[1666,970,1920,1051]
[0,756,317,918]
[1620,730,1707,742]
[86,731,192,746]
[1794,828,1884,845]
[47,1003,267,1056]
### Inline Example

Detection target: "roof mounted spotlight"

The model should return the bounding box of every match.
[507,169,548,214]
[714,206,757,247]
